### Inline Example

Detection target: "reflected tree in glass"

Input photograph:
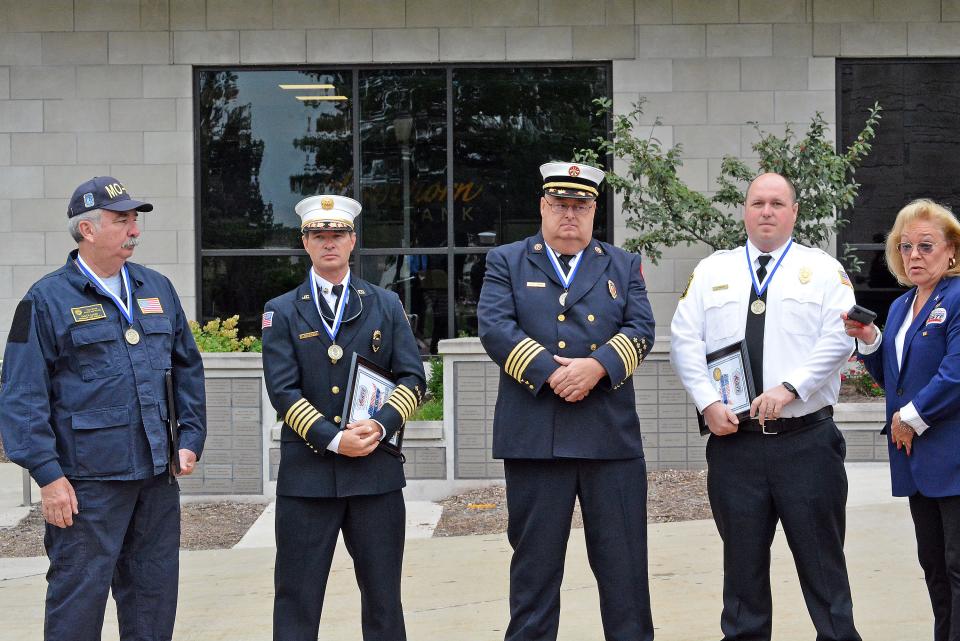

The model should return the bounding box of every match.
[198,71,277,250]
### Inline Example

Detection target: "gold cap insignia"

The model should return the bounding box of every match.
[320,196,334,210]
[608,279,618,299]
[568,165,581,177]
[799,267,811,284]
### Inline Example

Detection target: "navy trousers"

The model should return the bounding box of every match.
[503,457,653,641]
[44,473,180,641]
[273,490,406,641]
[910,493,960,641]
[706,419,861,641]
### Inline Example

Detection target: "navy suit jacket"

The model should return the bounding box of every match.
[861,275,960,497]
[262,275,425,498]
[478,233,655,460]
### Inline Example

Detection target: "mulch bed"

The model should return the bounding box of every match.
[434,469,711,538]
[0,502,266,558]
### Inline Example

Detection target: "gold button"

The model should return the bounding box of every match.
[588,314,595,322]
[590,343,597,350]
[557,314,565,322]
[334,416,341,424]
[558,341,566,349]
[332,386,340,394]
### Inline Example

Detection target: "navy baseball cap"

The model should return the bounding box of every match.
[67,176,154,218]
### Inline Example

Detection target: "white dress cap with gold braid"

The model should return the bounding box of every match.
[539,161,605,200]
[295,194,362,232]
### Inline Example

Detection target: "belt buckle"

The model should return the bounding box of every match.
[761,420,779,436]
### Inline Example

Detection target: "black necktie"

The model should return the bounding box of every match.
[558,254,575,275]
[332,284,344,310]
[745,254,772,395]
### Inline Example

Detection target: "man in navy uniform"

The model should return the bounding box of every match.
[0,176,206,641]
[478,162,656,641]
[262,194,425,641]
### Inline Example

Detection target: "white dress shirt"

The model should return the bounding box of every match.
[857,294,929,433]
[671,239,856,417]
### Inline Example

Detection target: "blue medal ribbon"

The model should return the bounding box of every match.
[75,255,133,324]
[545,247,582,291]
[745,238,793,298]
[309,269,349,343]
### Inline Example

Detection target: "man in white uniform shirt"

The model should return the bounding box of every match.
[670,173,862,641]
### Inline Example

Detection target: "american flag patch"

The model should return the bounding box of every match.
[262,312,274,329]
[838,270,852,288]
[137,297,163,314]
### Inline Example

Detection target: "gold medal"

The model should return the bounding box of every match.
[124,327,140,345]
[750,299,766,315]
[328,343,343,363]
[559,291,568,306]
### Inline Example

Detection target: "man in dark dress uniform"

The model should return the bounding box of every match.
[0,176,206,641]
[262,194,425,641]
[478,162,656,641]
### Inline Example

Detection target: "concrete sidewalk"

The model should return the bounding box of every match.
[0,462,935,640]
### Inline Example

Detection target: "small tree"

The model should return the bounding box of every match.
[574,98,882,270]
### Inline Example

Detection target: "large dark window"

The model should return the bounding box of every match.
[839,58,960,323]
[197,64,610,350]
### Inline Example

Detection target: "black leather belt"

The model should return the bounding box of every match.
[740,406,834,435]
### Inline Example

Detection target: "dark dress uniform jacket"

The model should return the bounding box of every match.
[0,250,206,486]
[479,233,655,460]
[263,274,425,498]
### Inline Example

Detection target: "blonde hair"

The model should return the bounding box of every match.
[885,199,960,286]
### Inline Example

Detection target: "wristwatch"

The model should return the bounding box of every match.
[781,381,799,399]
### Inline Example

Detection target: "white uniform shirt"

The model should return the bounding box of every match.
[670,240,856,417]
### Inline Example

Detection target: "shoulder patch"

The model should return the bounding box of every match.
[9,299,32,343]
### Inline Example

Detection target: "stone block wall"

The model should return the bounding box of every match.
[1,0,955,349]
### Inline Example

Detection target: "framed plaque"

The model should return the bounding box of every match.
[342,353,405,458]
[697,340,756,434]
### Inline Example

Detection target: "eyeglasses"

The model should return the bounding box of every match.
[897,241,944,255]
[546,202,594,215]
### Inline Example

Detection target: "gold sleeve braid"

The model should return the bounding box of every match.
[285,398,323,439]
[385,384,419,423]
[505,337,545,385]
[607,333,640,382]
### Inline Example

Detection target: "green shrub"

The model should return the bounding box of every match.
[189,315,262,353]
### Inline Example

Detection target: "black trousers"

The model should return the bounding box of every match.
[503,457,653,641]
[909,493,960,641]
[273,490,406,641]
[706,419,861,641]
[44,473,180,641]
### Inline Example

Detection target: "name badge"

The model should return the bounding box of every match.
[299,330,320,340]
[71,304,107,323]
[526,281,546,288]
[712,284,728,291]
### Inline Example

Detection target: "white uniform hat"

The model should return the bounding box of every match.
[295,194,361,231]
[539,161,605,200]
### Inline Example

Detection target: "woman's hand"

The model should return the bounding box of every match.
[891,411,915,456]
[841,311,879,344]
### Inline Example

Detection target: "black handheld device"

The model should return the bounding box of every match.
[847,304,877,325]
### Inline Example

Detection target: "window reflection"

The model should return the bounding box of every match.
[452,66,609,246]
[202,255,312,337]
[360,253,448,355]
[454,253,487,338]
[359,69,447,248]
[199,69,352,250]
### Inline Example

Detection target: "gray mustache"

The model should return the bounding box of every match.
[122,237,140,249]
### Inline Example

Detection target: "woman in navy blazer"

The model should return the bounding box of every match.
[846,199,960,641]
